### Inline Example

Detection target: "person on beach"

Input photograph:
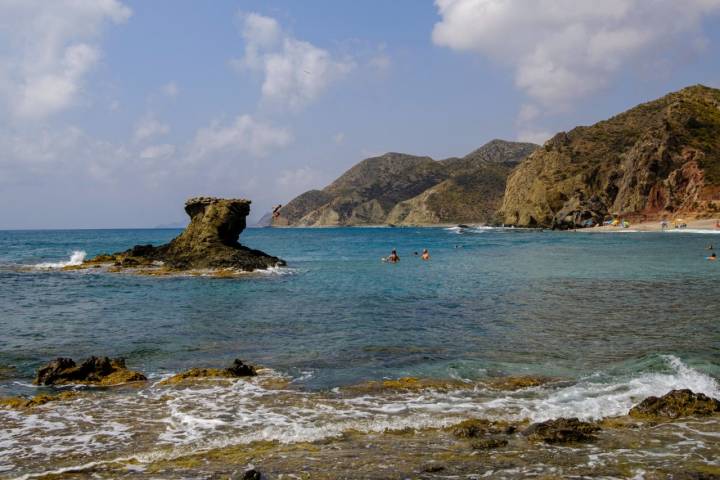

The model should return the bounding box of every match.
[708,252,717,261]
[387,249,400,263]
[421,249,430,261]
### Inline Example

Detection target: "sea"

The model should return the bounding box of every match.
[1,226,719,479]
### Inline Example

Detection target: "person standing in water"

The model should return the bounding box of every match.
[387,249,400,263]
[421,249,430,261]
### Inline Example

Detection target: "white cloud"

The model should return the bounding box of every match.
[517,130,552,145]
[432,0,720,107]
[0,0,131,119]
[0,126,132,184]
[161,82,180,98]
[235,12,355,110]
[517,104,540,124]
[277,166,327,192]
[134,114,170,142]
[140,144,176,159]
[189,114,292,160]
[333,132,345,145]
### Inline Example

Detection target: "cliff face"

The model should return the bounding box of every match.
[89,197,284,271]
[277,140,538,226]
[501,85,720,228]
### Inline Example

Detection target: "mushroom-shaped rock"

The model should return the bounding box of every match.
[89,197,284,272]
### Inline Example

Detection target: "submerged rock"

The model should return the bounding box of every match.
[469,437,508,450]
[160,359,257,385]
[485,375,553,391]
[85,197,284,273]
[629,389,720,420]
[344,376,471,394]
[523,418,600,443]
[450,418,517,438]
[0,391,78,410]
[34,357,147,386]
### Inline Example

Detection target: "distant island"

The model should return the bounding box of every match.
[271,84,720,229]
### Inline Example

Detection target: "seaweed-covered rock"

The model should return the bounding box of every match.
[451,418,516,438]
[486,375,553,391]
[629,389,720,420]
[87,197,284,272]
[470,438,508,450]
[160,359,257,385]
[0,391,78,410]
[34,357,147,386]
[523,418,600,443]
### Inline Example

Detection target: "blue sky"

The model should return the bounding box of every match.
[1,0,720,229]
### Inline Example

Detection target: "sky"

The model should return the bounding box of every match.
[1,0,720,229]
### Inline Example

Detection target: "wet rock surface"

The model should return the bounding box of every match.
[450,418,517,438]
[34,356,147,386]
[523,417,601,443]
[160,359,257,385]
[0,391,79,410]
[629,389,720,420]
[86,197,284,272]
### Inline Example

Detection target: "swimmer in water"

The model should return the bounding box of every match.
[421,249,430,261]
[387,249,400,263]
[708,252,717,261]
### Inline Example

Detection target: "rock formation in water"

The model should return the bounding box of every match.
[629,389,720,420]
[274,140,538,226]
[160,359,258,385]
[34,357,147,385]
[502,85,720,228]
[86,197,284,272]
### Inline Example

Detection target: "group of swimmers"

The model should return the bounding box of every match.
[384,248,430,263]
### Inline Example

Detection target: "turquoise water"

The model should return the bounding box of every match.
[1,227,720,477]
[1,227,719,391]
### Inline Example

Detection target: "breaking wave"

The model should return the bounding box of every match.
[33,251,86,269]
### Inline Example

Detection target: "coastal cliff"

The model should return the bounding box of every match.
[276,140,538,226]
[86,197,284,272]
[501,85,720,228]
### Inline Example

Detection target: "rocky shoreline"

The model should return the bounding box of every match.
[2,356,719,479]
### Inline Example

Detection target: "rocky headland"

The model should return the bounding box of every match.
[502,85,720,228]
[80,197,284,274]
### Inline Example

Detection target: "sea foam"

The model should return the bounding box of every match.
[33,251,86,269]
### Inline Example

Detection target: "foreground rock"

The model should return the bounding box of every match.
[160,359,257,385]
[34,357,147,386]
[450,418,518,438]
[523,418,600,443]
[84,197,284,273]
[629,389,720,420]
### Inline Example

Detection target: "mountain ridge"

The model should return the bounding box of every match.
[274,139,538,226]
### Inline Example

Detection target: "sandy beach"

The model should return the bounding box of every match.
[588,217,720,233]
